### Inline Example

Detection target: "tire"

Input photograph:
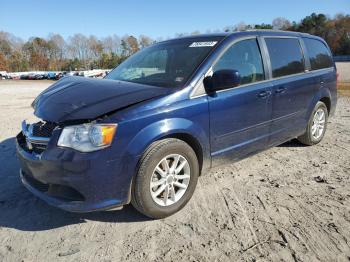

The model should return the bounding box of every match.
[297,101,328,146]
[131,138,199,219]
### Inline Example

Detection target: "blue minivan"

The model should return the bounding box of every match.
[16,30,337,218]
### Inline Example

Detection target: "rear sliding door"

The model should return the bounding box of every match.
[263,37,317,146]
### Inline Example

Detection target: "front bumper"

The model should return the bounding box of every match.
[16,132,134,212]
[20,169,123,212]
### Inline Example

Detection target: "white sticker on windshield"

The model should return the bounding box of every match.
[175,77,184,82]
[189,41,217,47]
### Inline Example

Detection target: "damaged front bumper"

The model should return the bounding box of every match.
[19,169,123,212]
[16,130,133,212]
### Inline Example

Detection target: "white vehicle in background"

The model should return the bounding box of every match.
[2,69,112,80]
[80,69,110,78]
[0,71,7,79]
[66,71,78,77]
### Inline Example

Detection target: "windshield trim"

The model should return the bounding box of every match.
[182,36,228,88]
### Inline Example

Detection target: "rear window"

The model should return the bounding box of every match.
[303,38,333,70]
[265,38,305,78]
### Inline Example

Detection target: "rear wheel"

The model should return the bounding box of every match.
[131,138,199,219]
[297,101,328,145]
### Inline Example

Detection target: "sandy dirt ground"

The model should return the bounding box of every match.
[0,80,349,262]
[336,62,350,82]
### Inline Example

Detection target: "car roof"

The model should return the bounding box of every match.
[242,29,315,38]
[155,30,326,48]
[168,30,318,41]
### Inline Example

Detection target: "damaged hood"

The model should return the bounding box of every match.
[33,76,172,123]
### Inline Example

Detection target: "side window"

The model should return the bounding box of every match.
[213,39,265,85]
[303,38,333,70]
[265,38,305,78]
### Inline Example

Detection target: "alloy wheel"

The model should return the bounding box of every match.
[311,108,326,140]
[150,154,191,206]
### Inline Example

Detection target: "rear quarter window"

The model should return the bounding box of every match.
[303,38,333,70]
[265,38,305,78]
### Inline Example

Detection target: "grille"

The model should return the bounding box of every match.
[32,121,56,137]
[32,143,47,154]
[19,120,57,154]
[18,134,45,154]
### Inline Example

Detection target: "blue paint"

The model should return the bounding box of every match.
[16,31,337,212]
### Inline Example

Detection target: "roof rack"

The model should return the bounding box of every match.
[242,29,311,35]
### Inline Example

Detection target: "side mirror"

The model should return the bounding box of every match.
[204,69,241,93]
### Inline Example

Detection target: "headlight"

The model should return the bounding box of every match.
[57,123,117,152]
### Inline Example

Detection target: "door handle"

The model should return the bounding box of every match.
[275,86,287,94]
[257,90,271,98]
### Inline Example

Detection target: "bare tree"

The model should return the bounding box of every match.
[272,17,292,30]
[121,35,139,56]
[47,34,66,70]
[175,32,188,38]
[68,34,89,68]
[102,34,122,54]
[139,35,153,49]
[234,22,250,31]
[22,37,50,70]
[191,30,201,35]
[87,35,103,60]
[1,12,349,72]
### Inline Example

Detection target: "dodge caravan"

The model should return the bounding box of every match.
[16,30,337,218]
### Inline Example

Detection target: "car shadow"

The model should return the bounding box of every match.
[0,137,150,232]
[278,138,307,148]
[0,136,306,231]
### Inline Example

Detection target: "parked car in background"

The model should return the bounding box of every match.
[35,74,45,80]
[0,71,7,79]
[47,72,56,80]
[55,72,64,80]
[17,30,337,218]
[20,74,29,80]
[27,73,36,80]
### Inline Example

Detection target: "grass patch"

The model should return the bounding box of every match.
[338,89,350,96]
[338,82,350,96]
[338,82,350,90]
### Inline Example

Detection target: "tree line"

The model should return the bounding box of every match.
[0,13,349,72]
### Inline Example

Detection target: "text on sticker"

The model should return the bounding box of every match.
[189,41,217,47]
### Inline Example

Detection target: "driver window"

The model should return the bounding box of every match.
[213,38,265,85]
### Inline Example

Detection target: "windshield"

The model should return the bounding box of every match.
[105,37,223,88]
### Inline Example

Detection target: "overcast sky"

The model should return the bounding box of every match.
[2,0,350,39]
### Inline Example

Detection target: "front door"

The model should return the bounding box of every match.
[208,37,273,166]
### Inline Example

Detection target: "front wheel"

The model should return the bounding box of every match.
[297,101,328,145]
[131,138,199,219]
